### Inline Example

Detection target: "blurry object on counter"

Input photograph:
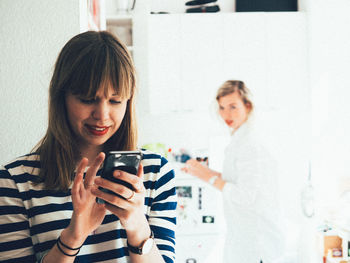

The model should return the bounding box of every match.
[185,0,220,13]
[141,142,169,158]
[196,157,208,166]
[173,148,192,163]
[317,223,350,263]
[318,229,343,263]
[236,0,297,12]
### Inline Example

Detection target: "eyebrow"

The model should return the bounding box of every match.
[220,103,237,107]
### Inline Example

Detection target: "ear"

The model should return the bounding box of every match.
[245,102,252,113]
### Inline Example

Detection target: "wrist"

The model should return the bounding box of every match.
[127,230,154,255]
[213,177,226,191]
[208,175,218,185]
[60,228,86,249]
[126,217,151,247]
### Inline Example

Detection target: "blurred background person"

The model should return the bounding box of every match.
[182,80,286,263]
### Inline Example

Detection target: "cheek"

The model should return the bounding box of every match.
[237,109,248,120]
[68,107,85,124]
[112,106,127,124]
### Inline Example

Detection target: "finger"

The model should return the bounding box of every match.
[94,176,135,200]
[72,158,88,201]
[85,152,105,187]
[134,163,144,192]
[91,187,131,209]
[113,169,144,193]
[77,157,89,175]
[72,167,84,204]
[136,163,144,179]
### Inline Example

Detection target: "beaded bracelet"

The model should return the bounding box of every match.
[56,236,83,257]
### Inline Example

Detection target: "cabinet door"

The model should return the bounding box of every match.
[222,13,268,110]
[266,12,308,110]
[179,14,224,112]
[147,14,181,114]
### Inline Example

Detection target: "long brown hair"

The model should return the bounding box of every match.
[34,31,137,191]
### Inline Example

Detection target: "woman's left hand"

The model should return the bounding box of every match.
[182,159,211,181]
[91,163,147,232]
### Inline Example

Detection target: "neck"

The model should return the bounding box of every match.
[79,144,103,165]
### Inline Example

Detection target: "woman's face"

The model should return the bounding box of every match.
[65,86,128,151]
[218,91,251,130]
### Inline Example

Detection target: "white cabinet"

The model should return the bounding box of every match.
[147,15,181,113]
[265,13,309,110]
[141,12,308,114]
[179,14,224,112]
[221,13,267,109]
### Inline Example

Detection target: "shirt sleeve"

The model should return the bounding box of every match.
[0,166,37,263]
[147,157,177,263]
[221,143,264,208]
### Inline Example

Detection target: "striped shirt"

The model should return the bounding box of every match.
[0,150,177,263]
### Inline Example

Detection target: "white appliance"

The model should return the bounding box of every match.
[172,162,225,263]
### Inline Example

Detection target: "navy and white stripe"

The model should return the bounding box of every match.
[0,149,176,263]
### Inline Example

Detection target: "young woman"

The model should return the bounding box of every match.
[182,80,285,263]
[0,31,176,263]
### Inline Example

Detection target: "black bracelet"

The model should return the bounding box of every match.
[56,239,80,257]
[57,236,83,250]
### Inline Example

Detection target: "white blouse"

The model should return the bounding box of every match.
[221,120,286,263]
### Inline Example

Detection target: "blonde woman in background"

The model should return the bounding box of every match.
[182,80,285,263]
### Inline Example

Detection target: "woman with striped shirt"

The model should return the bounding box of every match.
[0,31,176,263]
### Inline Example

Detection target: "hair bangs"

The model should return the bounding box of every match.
[102,45,133,100]
[67,44,133,100]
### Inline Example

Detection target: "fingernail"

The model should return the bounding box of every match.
[114,171,121,177]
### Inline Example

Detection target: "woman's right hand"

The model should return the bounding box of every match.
[61,152,107,247]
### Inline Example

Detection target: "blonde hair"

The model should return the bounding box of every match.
[34,31,137,191]
[216,80,253,114]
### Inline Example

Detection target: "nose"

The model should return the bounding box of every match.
[220,108,230,120]
[92,101,109,121]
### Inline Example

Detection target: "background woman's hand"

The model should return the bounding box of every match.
[182,159,214,182]
[92,163,147,232]
[66,152,107,244]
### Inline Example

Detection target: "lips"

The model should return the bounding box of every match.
[85,125,110,136]
[225,120,233,126]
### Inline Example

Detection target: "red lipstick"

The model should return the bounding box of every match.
[86,125,109,136]
[225,120,233,126]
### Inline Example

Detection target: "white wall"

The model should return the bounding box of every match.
[0,0,85,164]
[308,0,350,217]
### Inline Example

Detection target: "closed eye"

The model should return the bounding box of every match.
[79,98,95,104]
[110,99,122,105]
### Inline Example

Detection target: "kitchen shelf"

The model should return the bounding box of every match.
[106,14,132,26]
[105,14,133,50]
[326,257,350,263]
